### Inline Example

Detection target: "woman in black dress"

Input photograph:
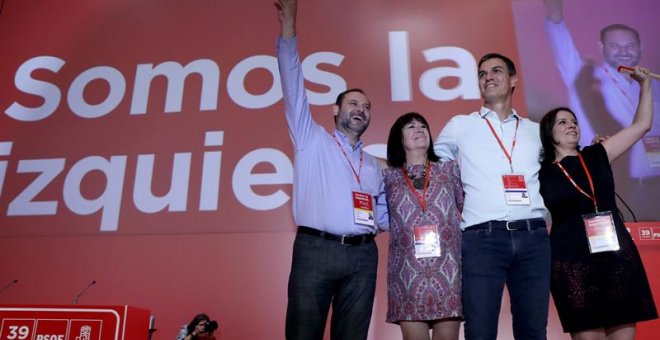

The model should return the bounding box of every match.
[538,66,657,339]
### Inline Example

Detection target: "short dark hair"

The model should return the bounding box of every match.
[600,24,640,44]
[539,107,580,164]
[387,112,439,168]
[478,53,517,77]
[335,88,366,107]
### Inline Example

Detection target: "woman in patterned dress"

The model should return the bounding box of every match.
[384,112,464,340]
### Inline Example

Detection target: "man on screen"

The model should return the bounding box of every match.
[542,0,660,220]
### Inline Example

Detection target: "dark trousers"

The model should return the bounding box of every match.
[462,226,551,340]
[285,231,378,340]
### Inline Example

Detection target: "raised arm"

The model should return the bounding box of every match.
[276,0,320,150]
[542,0,583,86]
[601,67,654,162]
[274,0,296,38]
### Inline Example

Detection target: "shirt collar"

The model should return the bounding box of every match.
[479,106,520,122]
[601,63,634,87]
[602,63,620,76]
[333,129,363,151]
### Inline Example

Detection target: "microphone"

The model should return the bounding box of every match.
[615,191,637,223]
[617,65,660,80]
[72,280,96,305]
[0,279,18,295]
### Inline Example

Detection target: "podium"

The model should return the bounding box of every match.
[0,305,152,340]
[625,222,660,340]
[626,221,660,243]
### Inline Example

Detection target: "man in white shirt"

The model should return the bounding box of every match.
[434,53,550,340]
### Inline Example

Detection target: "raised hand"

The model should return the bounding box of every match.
[542,0,564,23]
[274,0,297,38]
[630,66,652,86]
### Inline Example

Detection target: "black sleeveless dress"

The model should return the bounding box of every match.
[539,143,657,332]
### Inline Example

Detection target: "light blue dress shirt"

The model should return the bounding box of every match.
[277,37,388,235]
[434,107,547,229]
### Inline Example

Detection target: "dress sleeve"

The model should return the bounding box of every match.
[584,143,610,165]
[375,173,390,231]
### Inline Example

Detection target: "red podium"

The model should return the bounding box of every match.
[0,305,151,340]
[625,222,660,340]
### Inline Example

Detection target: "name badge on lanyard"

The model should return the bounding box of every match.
[414,224,441,258]
[583,211,620,253]
[352,191,375,226]
[484,115,530,205]
[502,174,531,205]
[402,161,440,258]
[332,133,374,226]
[555,153,620,253]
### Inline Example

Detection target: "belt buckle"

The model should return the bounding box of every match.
[505,221,515,231]
[340,235,348,245]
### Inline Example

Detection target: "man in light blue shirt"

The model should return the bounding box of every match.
[434,53,550,340]
[275,1,388,339]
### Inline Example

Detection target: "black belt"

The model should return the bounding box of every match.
[467,218,546,231]
[297,226,375,245]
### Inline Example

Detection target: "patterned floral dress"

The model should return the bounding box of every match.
[384,160,464,323]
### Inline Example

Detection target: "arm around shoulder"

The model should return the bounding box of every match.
[433,117,459,160]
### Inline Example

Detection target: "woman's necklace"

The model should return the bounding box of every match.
[405,160,429,190]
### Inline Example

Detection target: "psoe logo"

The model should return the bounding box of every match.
[70,320,101,340]
[653,228,660,240]
[74,325,91,340]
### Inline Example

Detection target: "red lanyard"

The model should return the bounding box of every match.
[332,134,363,186]
[401,160,431,211]
[554,153,599,212]
[483,115,519,173]
[603,66,635,107]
